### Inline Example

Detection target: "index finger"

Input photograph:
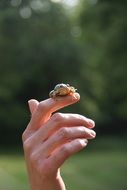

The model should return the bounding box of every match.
[28,93,80,131]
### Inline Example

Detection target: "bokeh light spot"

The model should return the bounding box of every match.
[50,0,61,3]
[71,26,82,37]
[62,0,79,7]
[19,7,32,19]
[30,0,51,12]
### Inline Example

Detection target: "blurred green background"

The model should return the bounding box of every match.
[0,0,127,189]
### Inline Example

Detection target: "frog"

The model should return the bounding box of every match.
[49,83,77,98]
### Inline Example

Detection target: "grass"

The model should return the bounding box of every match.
[0,154,28,190]
[63,151,127,190]
[0,137,127,190]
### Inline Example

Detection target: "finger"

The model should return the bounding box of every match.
[28,99,39,114]
[34,113,95,142]
[23,99,39,141]
[28,93,80,131]
[47,138,88,171]
[35,127,95,157]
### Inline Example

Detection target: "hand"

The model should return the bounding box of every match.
[22,93,96,190]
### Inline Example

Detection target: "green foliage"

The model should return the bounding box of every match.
[0,0,127,143]
[0,0,81,142]
[78,0,127,127]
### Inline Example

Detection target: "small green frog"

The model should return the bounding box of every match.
[49,83,77,98]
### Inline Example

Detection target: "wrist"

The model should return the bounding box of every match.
[28,170,66,190]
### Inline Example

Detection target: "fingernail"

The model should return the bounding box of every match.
[73,93,80,100]
[80,139,88,146]
[88,119,95,128]
[83,139,88,144]
[90,130,96,138]
[28,99,39,114]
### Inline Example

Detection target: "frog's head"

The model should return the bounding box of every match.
[54,83,69,91]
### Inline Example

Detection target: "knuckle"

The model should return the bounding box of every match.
[23,139,32,152]
[22,127,30,142]
[51,113,64,124]
[30,152,38,164]
[22,123,32,142]
[59,127,69,139]
[37,102,47,112]
[22,131,26,141]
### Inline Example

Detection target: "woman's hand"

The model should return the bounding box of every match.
[22,93,96,190]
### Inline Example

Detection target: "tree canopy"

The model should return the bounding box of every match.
[0,0,127,144]
[0,0,82,144]
[78,0,127,131]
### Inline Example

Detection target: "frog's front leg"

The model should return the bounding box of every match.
[49,90,54,98]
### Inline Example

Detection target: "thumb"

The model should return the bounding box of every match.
[28,99,39,115]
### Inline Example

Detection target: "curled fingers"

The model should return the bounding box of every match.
[33,112,95,143]
[28,126,96,161]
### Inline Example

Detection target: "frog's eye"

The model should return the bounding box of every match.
[55,83,66,90]
[58,84,65,88]
[59,84,64,87]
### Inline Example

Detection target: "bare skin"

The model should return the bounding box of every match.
[22,93,96,190]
